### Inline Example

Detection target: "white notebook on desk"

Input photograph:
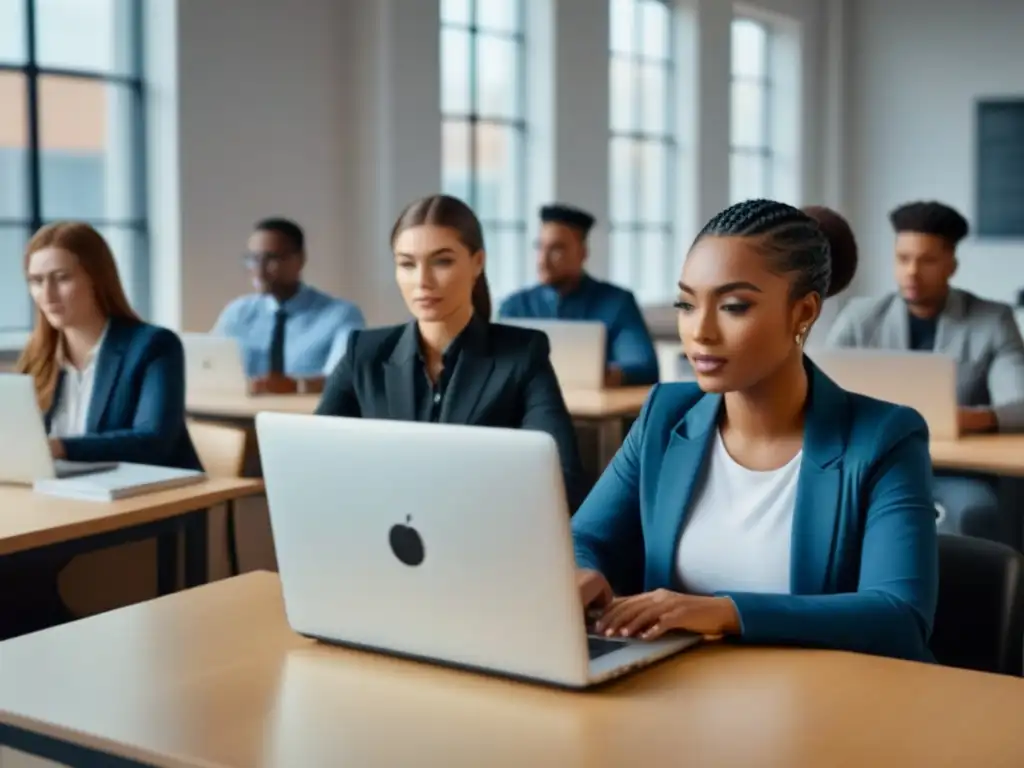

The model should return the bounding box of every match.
[33,463,206,502]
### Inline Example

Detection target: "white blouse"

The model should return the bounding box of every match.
[675,430,801,595]
[48,324,109,439]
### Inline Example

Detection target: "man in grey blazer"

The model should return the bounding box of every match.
[827,201,1024,545]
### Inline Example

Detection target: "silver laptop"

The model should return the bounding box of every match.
[180,333,248,395]
[0,374,117,484]
[256,413,698,688]
[809,349,959,439]
[501,319,606,390]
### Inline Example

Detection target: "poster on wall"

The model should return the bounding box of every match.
[976,99,1024,238]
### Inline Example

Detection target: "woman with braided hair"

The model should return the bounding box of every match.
[572,199,937,662]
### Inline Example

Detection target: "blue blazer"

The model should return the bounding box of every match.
[45,319,202,471]
[572,362,939,662]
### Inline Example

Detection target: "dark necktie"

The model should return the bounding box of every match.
[269,307,287,375]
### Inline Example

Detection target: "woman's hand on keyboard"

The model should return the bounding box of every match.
[577,569,613,612]
[593,590,740,641]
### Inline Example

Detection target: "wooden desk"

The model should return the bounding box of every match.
[189,388,653,422]
[930,434,1024,477]
[187,392,320,419]
[0,478,264,595]
[563,387,650,469]
[562,386,650,419]
[188,389,653,472]
[1,572,1022,768]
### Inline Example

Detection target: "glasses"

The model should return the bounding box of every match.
[242,251,294,268]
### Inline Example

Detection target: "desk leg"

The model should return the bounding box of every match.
[156,533,177,596]
[596,417,626,471]
[183,509,209,588]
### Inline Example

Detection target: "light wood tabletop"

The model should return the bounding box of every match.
[187,392,321,419]
[188,391,1024,475]
[188,388,654,421]
[1,571,1022,768]
[562,386,650,419]
[0,478,264,556]
[930,434,1024,476]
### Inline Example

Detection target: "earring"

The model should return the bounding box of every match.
[795,327,808,346]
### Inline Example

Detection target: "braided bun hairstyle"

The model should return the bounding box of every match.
[801,205,858,297]
[693,199,836,300]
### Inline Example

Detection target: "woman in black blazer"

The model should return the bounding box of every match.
[316,194,586,510]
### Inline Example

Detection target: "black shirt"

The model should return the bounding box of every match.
[413,317,479,422]
[908,312,938,351]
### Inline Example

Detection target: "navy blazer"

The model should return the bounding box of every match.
[316,319,587,511]
[46,319,202,470]
[572,361,939,662]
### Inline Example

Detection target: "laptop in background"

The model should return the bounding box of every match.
[0,374,117,485]
[501,319,606,390]
[180,333,248,396]
[256,413,698,689]
[809,349,959,440]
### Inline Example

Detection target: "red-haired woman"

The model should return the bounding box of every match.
[16,222,199,468]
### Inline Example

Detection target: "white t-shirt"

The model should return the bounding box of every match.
[48,325,109,439]
[675,430,801,595]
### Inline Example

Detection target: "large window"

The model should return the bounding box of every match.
[440,0,527,307]
[730,17,771,203]
[608,0,675,305]
[0,0,147,334]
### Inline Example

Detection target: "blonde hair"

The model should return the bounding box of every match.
[15,222,140,412]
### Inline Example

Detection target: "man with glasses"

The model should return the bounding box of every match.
[213,218,364,393]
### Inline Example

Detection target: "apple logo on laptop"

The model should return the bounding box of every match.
[389,515,425,566]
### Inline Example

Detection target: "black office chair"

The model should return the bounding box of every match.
[930,534,1024,676]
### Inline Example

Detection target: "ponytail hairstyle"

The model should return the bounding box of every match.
[692,199,837,301]
[390,195,491,320]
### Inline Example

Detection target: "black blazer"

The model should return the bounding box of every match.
[45,319,202,470]
[316,319,586,511]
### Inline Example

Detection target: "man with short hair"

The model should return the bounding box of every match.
[213,217,365,393]
[498,204,659,387]
[827,200,1024,544]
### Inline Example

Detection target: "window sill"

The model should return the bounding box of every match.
[0,331,29,364]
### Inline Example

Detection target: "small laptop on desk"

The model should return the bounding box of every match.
[256,413,698,688]
[180,333,248,395]
[0,374,117,484]
[809,349,959,440]
[501,319,607,390]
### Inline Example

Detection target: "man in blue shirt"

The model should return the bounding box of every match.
[213,217,365,393]
[498,204,659,386]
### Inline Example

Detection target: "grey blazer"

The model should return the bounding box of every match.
[826,289,1024,432]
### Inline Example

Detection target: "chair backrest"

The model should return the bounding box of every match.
[930,534,1024,676]
[186,420,248,478]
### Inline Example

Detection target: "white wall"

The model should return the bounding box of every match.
[845,0,1024,304]
[142,0,831,332]
[150,0,358,332]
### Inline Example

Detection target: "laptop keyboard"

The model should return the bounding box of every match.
[588,635,629,659]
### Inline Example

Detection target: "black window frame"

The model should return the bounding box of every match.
[0,0,149,331]
[440,0,529,299]
[729,16,773,203]
[608,0,677,302]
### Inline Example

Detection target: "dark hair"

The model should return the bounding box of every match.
[889,201,969,247]
[390,194,492,320]
[255,217,305,253]
[801,205,858,296]
[693,199,837,299]
[540,203,596,239]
